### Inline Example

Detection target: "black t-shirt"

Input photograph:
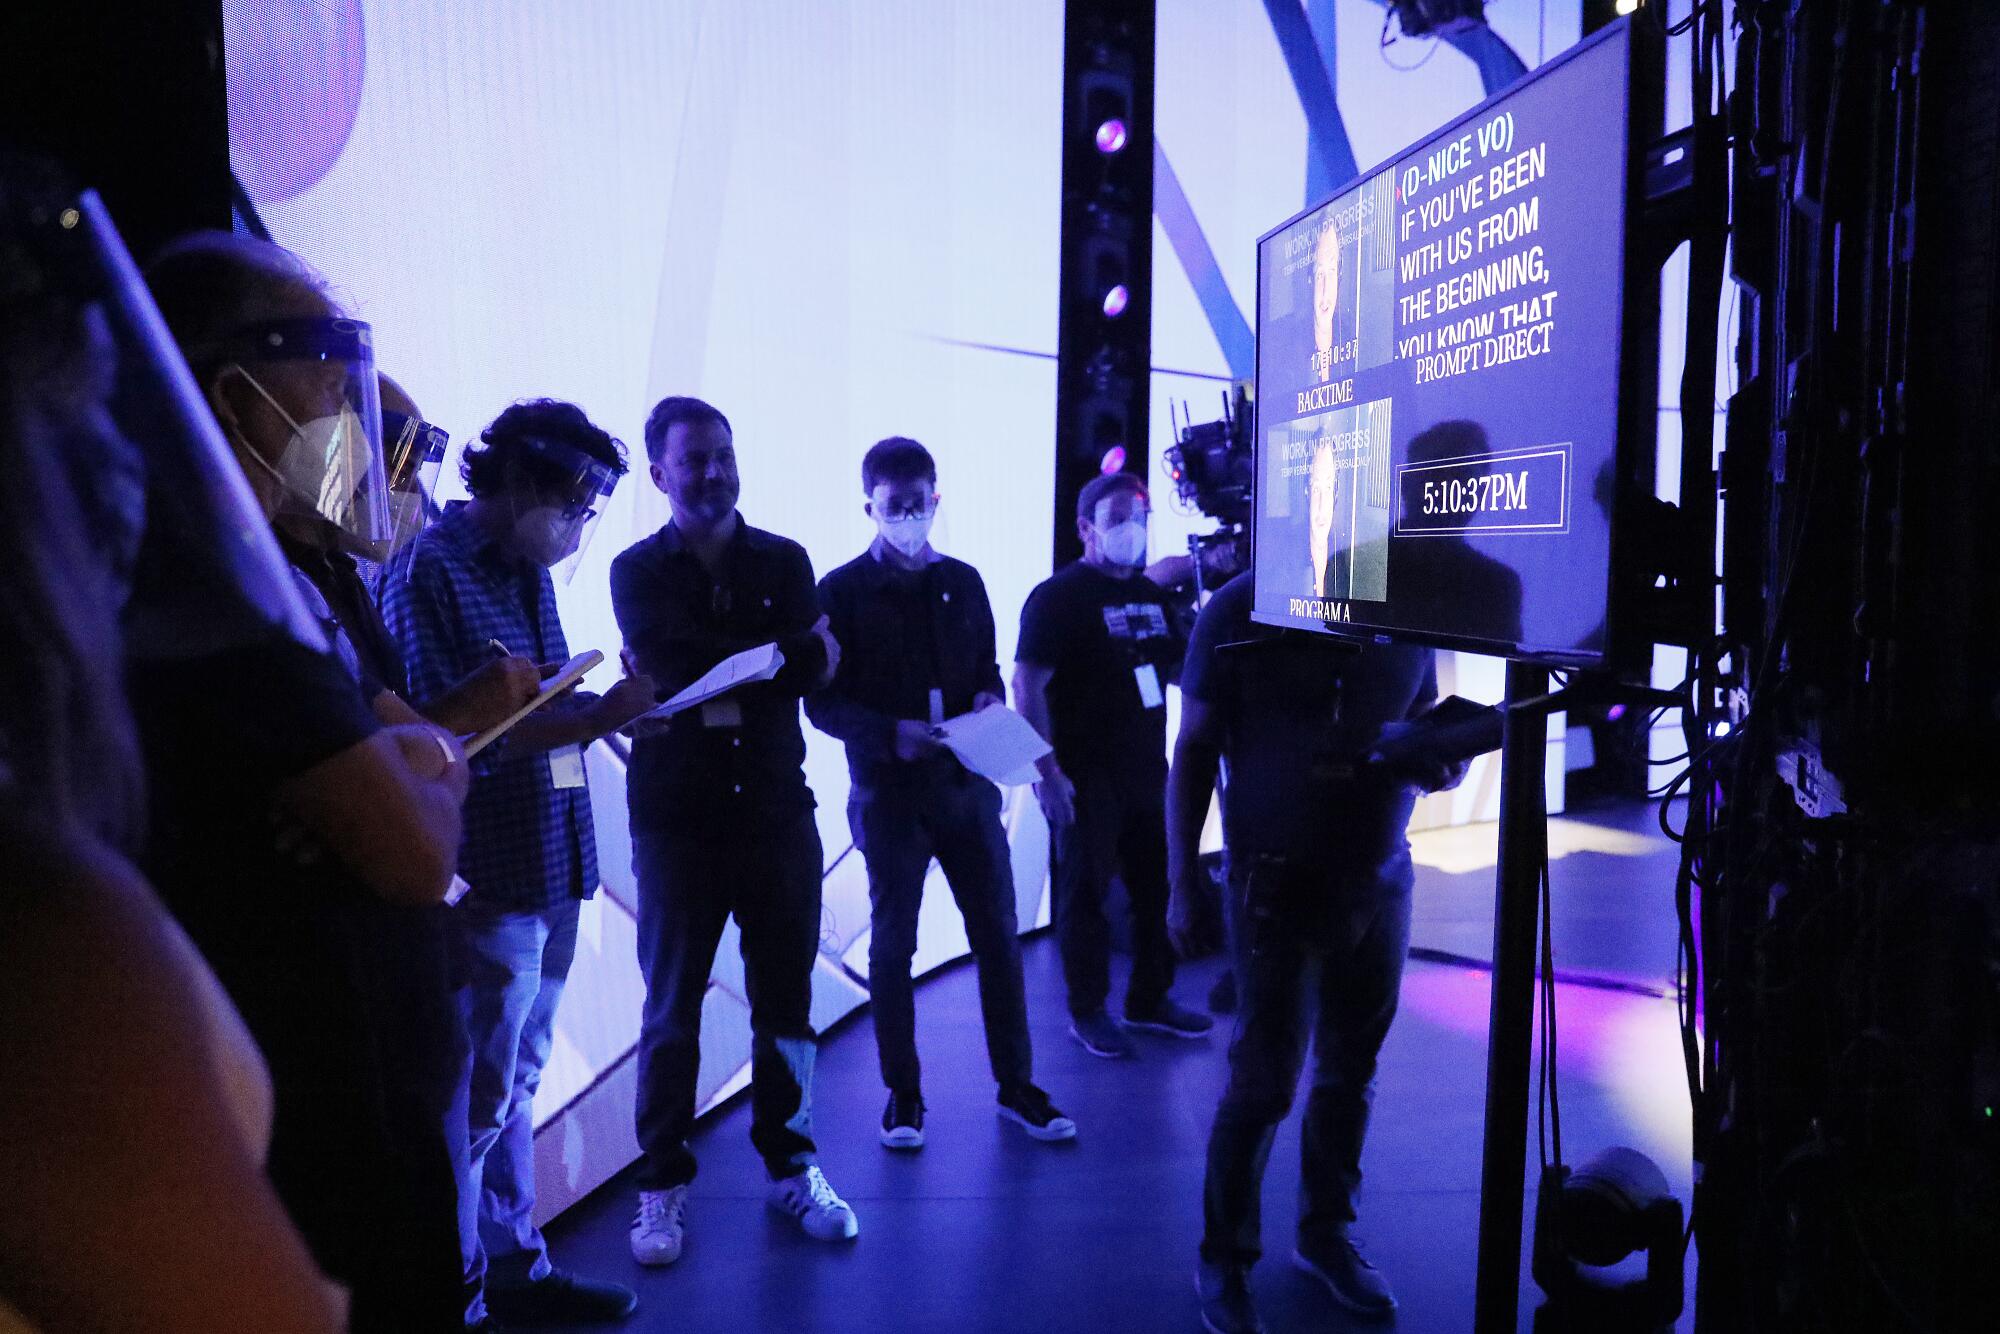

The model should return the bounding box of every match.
[1182,572,1436,885]
[128,635,465,1306]
[1017,561,1186,782]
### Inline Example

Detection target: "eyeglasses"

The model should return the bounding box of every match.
[878,499,935,522]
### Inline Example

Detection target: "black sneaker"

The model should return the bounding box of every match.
[1124,997,1215,1039]
[486,1269,638,1325]
[1195,1261,1265,1334]
[880,1089,925,1150]
[1294,1235,1397,1316]
[997,1082,1078,1141]
[1068,1009,1136,1058]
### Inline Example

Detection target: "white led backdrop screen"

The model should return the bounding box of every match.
[223,0,1064,1218]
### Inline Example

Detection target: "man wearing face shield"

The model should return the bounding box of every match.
[1014,472,1212,1060]
[373,373,449,562]
[242,360,546,736]
[139,236,476,1330]
[807,438,1075,1152]
[1,158,350,1334]
[382,399,654,1329]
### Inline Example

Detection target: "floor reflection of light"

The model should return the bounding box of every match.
[1409,817,1664,876]
[1401,963,1693,1181]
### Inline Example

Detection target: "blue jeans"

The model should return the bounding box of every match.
[1200,856,1414,1267]
[451,898,581,1297]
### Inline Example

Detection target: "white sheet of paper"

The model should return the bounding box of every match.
[934,705,1052,787]
[636,642,786,722]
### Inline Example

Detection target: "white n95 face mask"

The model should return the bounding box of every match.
[229,365,384,541]
[879,512,934,558]
[514,505,586,569]
[1098,518,1148,568]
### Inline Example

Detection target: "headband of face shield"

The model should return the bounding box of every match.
[211,317,390,551]
[513,434,620,582]
[60,192,326,658]
[373,407,449,560]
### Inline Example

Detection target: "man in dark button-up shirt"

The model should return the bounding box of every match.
[610,395,859,1267]
[807,438,1075,1152]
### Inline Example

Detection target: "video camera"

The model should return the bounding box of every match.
[1163,386,1255,600]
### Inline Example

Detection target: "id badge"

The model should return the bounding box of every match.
[548,745,587,790]
[1134,663,1164,710]
[701,699,743,728]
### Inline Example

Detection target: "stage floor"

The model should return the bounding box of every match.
[541,801,1696,1333]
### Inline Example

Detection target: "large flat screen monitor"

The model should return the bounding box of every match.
[1251,18,1660,666]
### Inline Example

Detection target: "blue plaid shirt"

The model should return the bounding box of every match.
[380,501,598,911]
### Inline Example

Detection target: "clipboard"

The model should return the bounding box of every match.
[461,650,603,758]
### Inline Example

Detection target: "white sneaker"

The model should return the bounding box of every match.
[630,1185,688,1266]
[768,1165,860,1241]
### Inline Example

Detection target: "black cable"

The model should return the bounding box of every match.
[1540,842,1563,1169]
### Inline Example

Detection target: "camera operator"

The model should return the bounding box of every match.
[1165,571,1464,1332]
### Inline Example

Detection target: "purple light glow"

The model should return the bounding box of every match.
[1100,446,1127,474]
[1102,284,1130,318]
[1094,119,1128,154]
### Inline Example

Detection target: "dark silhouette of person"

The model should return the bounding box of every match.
[1392,421,1526,646]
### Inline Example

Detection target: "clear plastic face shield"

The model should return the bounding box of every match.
[515,435,620,582]
[212,317,390,551]
[62,191,325,658]
[373,407,448,561]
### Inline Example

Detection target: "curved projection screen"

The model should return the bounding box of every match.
[1252,19,1634,664]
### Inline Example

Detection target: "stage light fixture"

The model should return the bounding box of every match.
[1532,1146,1684,1326]
[1095,118,1128,154]
[1388,0,1489,38]
[1616,0,1641,13]
[1102,283,1130,317]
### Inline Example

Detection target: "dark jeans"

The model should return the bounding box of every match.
[633,812,822,1187]
[1200,857,1414,1267]
[1051,767,1176,1019]
[228,898,468,1333]
[849,772,1033,1095]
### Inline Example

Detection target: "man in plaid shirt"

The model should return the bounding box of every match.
[384,399,655,1329]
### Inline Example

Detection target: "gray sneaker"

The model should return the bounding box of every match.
[1294,1235,1397,1316]
[1069,1010,1136,1058]
[1195,1261,1265,1334]
[1124,997,1215,1039]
